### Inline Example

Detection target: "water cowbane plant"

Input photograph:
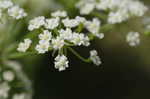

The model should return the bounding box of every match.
[17,10,104,71]
[16,0,149,71]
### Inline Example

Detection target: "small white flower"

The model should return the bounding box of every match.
[85,18,103,38]
[51,10,67,17]
[28,16,45,31]
[108,10,129,24]
[126,32,140,46]
[51,37,65,50]
[128,1,148,17]
[0,0,13,9]
[75,16,86,23]
[44,17,60,30]
[39,30,52,41]
[71,33,90,46]
[59,28,73,40]
[80,3,95,15]
[35,40,50,54]
[0,82,10,98]
[76,0,95,15]
[8,5,27,20]
[85,18,100,34]
[62,18,79,28]
[17,38,32,52]
[90,50,102,66]
[3,70,15,82]
[13,93,26,99]
[54,55,69,71]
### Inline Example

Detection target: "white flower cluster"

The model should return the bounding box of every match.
[17,38,32,52]
[76,0,148,24]
[54,55,69,71]
[0,63,32,99]
[18,10,104,71]
[90,50,102,66]
[126,32,140,47]
[0,0,27,19]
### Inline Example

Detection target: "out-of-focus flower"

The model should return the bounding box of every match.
[17,38,32,52]
[0,82,10,98]
[51,10,67,18]
[8,5,27,19]
[90,50,102,66]
[76,0,148,24]
[126,32,140,47]
[0,0,27,20]
[3,70,15,82]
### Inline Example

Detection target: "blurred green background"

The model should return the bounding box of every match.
[7,0,150,99]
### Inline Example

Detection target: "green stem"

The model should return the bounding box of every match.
[91,12,108,20]
[76,23,83,33]
[67,47,90,63]
[8,51,37,59]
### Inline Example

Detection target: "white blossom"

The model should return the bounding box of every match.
[17,38,32,52]
[76,0,95,15]
[128,1,148,17]
[35,40,50,54]
[108,10,129,24]
[8,5,27,20]
[54,55,69,71]
[51,10,67,17]
[0,0,13,9]
[71,33,90,46]
[126,32,140,46]
[51,37,65,50]
[75,16,86,23]
[90,50,102,66]
[39,30,52,41]
[44,17,60,30]
[3,71,15,82]
[0,82,10,98]
[59,28,73,40]
[85,18,103,38]
[77,0,148,23]
[85,18,100,34]
[28,16,45,31]
[62,18,79,28]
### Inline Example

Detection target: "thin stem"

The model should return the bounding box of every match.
[91,11,108,20]
[8,51,37,59]
[67,47,90,63]
[76,23,83,33]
